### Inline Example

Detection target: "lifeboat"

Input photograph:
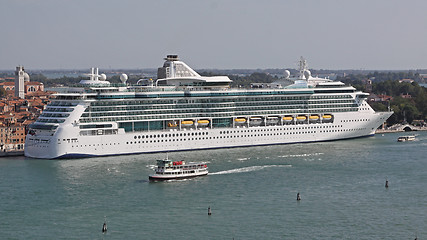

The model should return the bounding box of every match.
[249,117,263,126]
[296,116,307,121]
[181,120,194,127]
[309,115,319,122]
[168,121,178,128]
[234,118,247,124]
[266,116,280,125]
[250,117,262,121]
[283,116,293,122]
[322,115,333,122]
[197,119,210,126]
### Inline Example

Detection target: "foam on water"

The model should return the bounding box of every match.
[278,152,324,158]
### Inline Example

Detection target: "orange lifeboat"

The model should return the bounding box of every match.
[296,116,307,121]
[234,118,247,124]
[309,115,319,122]
[322,115,333,122]
[181,120,194,127]
[168,121,178,128]
[283,116,293,122]
[197,119,210,126]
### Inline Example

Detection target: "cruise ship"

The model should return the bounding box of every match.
[25,55,393,159]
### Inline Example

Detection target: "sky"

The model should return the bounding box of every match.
[1,0,427,71]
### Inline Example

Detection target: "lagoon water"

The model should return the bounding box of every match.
[1,132,426,239]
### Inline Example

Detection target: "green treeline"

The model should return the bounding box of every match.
[337,73,426,124]
[28,74,138,86]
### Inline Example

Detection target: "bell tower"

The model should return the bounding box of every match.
[14,66,25,98]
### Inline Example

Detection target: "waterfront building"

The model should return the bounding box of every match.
[0,123,26,152]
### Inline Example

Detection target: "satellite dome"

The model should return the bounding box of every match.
[24,72,30,82]
[120,73,128,83]
[283,70,290,79]
[303,70,311,80]
[99,73,107,81]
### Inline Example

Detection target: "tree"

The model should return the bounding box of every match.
[0,87,6,98]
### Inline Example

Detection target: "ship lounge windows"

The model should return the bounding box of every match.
[79,124,113,129]
[29,124,58,131]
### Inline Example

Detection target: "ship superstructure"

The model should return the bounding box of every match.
[25,55,393,159]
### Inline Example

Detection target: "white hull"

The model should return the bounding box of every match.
[149,171,208,180]
[25,111,392,159]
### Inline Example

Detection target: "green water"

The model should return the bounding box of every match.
[1,132,426,239]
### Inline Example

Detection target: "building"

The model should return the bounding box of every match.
[400,93,412,99]
[0,81,44,95]
[0,66,52,154]
[399,79,414,83]
[0,123,26,152]
[377,94,393,101]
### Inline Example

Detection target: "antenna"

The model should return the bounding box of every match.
[298,56,308,79]
[87,67,100,81]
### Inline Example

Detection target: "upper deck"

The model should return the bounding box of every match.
[52,55,357,100]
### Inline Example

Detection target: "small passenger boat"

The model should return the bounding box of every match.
[149,158,208,181]
[397,135,416,142]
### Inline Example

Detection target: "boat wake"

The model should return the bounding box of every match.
[209,164,291,175]
[278,152,324,158]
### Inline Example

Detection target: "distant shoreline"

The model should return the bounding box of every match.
[376,127,427,134]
